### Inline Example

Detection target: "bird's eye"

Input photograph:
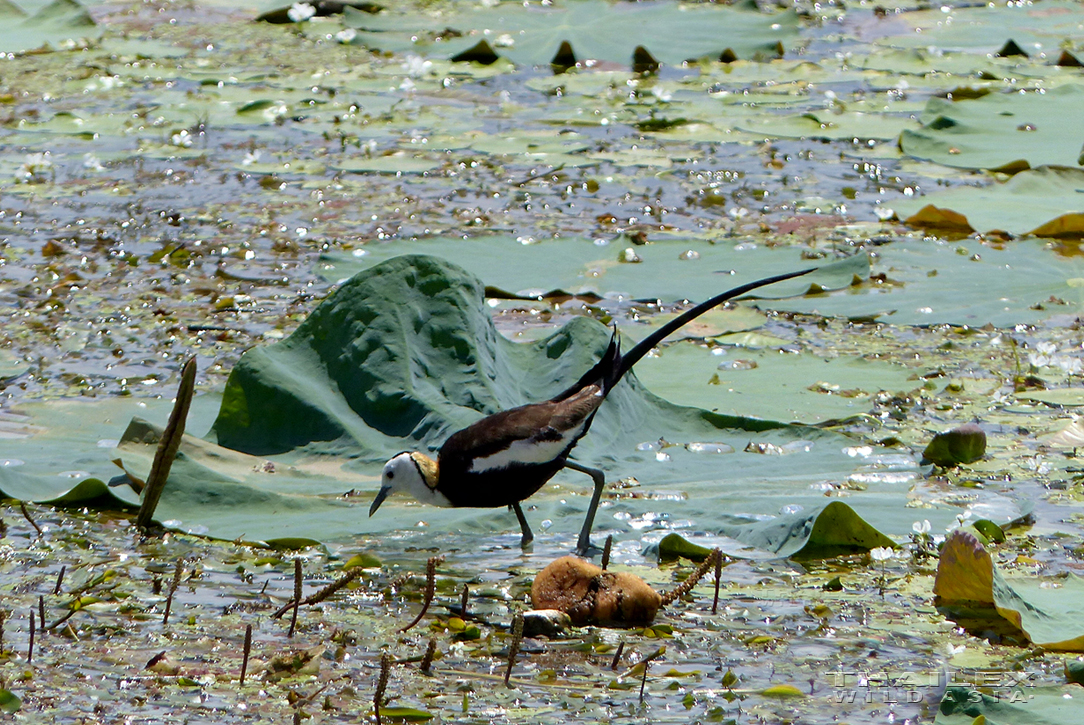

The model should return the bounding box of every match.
[387,471,395,480]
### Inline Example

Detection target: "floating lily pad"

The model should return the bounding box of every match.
[316,234,867,303]
[0,350,29,380]
[633,341,917,424]
[1017,388,1084,407]
[342,0,798,67]
[376,706,434,722]
[936,685,1084,724]
[736,110,917,142]
[330,154,440,174]
[897,166,1084,238]
[774,237,1084,327]
[0,0,100,55]
[656,532,713,562]
[0,689,20,714]
[900,86,1084,173]
[877,0,1084,56]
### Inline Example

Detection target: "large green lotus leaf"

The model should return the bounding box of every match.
[343,0,798,66]
[0,0,100,55]
[935,530,1084,651]
[316,235,867,302]
[773,237,1084,327]
[936,686,1084,725]
[876,0,1084,55]
[900,86,1084,173]
[895,166,1084,238]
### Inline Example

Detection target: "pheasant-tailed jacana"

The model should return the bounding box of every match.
[369,267,815,554]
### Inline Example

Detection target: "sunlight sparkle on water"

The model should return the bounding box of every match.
[848,472,917,485]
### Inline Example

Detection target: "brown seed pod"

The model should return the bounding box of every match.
[530,556,662,627]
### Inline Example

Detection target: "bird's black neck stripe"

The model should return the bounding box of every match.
[408,452,438,490]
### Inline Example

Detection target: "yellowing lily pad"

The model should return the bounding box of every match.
[935,530,1084,651]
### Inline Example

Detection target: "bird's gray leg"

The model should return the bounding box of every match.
[511,502,534,547]
[564,459,606,556]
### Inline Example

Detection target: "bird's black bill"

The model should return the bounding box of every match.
[369,486,391,517]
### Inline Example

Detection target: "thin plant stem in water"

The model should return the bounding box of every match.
[289,558,302,638]
[137,357,197,530]
[420,638,437,674]
[400,555,444,632]
[163,558,183,625]
[610,640,625,670]
[712,548,723,614]
[240,623,252,686]
[20,502,42,537]
[375,651,391,725]
[504,611,524,687]
[28,609,35,664]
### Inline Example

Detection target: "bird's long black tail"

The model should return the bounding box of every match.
[552,266,817,401]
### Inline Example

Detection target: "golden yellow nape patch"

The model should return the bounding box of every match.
[409,452,439,489]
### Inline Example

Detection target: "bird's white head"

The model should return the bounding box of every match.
[369,451,447,516]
